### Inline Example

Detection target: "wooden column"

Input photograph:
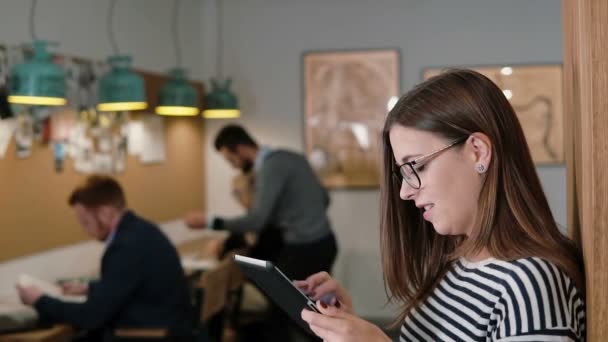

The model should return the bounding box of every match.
[563,0,608,339]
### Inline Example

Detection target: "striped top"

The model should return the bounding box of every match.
[400,257,585,341]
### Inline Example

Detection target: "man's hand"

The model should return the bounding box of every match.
[60,281,89,296]
[16,285,43,306]
[184,211,208,229]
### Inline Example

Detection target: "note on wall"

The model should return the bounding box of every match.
[127,121,144,156]
[0,117,16,159]
[140,116,166,164]
[15,115,33,159]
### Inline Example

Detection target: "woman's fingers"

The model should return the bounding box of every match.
[294,271,332,294]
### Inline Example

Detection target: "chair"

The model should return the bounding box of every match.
[190,250,246,342]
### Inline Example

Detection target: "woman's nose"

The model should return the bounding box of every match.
[399,179,417,200]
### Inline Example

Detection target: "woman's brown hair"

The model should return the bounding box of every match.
[380,69,583,324]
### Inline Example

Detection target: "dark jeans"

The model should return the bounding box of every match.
[221,225,284,263]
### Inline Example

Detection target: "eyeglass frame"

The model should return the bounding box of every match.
[393,136,469,189]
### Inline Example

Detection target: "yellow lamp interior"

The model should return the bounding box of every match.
[8,95,67,106]
[156,106,199,116]
[97,102,148,112]
[202,109,241,119]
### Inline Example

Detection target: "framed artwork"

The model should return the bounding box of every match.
[303,49,400,188]
[423,65,564,164]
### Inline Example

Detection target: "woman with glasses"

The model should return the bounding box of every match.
[297,69,585,341]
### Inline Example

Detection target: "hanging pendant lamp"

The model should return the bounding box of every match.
[202,0,240,119]
[97,0,147,112]
[9,40,66,106]
[155,0,198,116]
[97,55,147,112]
[156,68,198,116]
[202,78,239,118]
[9,0,66,106]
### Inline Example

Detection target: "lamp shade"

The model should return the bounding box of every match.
[8,40,66,106]
[97,55,147,112]
[202,78,240,119]
[155,68,199,116]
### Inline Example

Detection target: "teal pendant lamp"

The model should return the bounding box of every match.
[156,68,198,116]
[202,0,240,119]
[9,40,66,106]
[9,0,66,106]
[97,55,147,112]
[155,0,198,116]
[203,78,239,119]
[97,0,147,112]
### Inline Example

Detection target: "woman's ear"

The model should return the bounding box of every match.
[468,133,492,174]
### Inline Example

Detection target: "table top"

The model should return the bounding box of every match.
[0,235,224,341]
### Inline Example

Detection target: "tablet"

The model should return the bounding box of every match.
[233,254,320,334]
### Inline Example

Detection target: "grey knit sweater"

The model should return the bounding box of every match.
[215,150,333,244]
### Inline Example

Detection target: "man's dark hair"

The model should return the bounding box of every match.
[214,125,258,152]
[68,175,126,209]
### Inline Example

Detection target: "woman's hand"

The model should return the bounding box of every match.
[294,271,354,314]
[301,301,391,342]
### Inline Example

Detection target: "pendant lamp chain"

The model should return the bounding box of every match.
[172,0,183,68]
[29,0,39,41]
[108,0,119,55]
[217,0,223,80]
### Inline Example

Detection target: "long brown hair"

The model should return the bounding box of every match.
[380,69,584,324]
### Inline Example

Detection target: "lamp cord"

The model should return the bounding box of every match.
[172,0,183,68]
[108,0,119,55]
[29,0,38,41]
[217,0,223,80]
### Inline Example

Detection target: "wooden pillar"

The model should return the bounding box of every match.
[563,0,608,339]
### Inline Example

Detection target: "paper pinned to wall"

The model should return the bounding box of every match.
[140,116,166,164]
[67,122,87,159]
[50,110,77,142]
[0,118,16,159]
[73,137,94,174]
[127,121,144,156]
[15,115,33,159]
[92,153,113,173]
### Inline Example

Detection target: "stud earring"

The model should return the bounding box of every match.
[476,164,486,174]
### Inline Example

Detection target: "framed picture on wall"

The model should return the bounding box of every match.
[423,64,564,164]
[303,48,400,188]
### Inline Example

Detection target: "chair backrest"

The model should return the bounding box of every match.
[197,249,247,322]
[198,258,231,322]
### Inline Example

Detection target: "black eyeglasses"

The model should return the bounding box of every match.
[393,136,468,189]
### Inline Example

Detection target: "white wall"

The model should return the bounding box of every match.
[202,0,565,319]
[0,0,204,79]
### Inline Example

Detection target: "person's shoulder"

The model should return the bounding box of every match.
[266,149,303,161]
[485,260,585,339]
[117,212,165,247]
[486,257,565,280]
[262,149,307,168]
[483,257,583,303]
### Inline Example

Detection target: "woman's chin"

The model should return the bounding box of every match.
[432,223,453,235]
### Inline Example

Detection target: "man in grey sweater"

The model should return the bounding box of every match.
[185,124,337,280]
[185,125,337,341]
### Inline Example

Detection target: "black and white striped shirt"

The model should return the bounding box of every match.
[400,257,585,341]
